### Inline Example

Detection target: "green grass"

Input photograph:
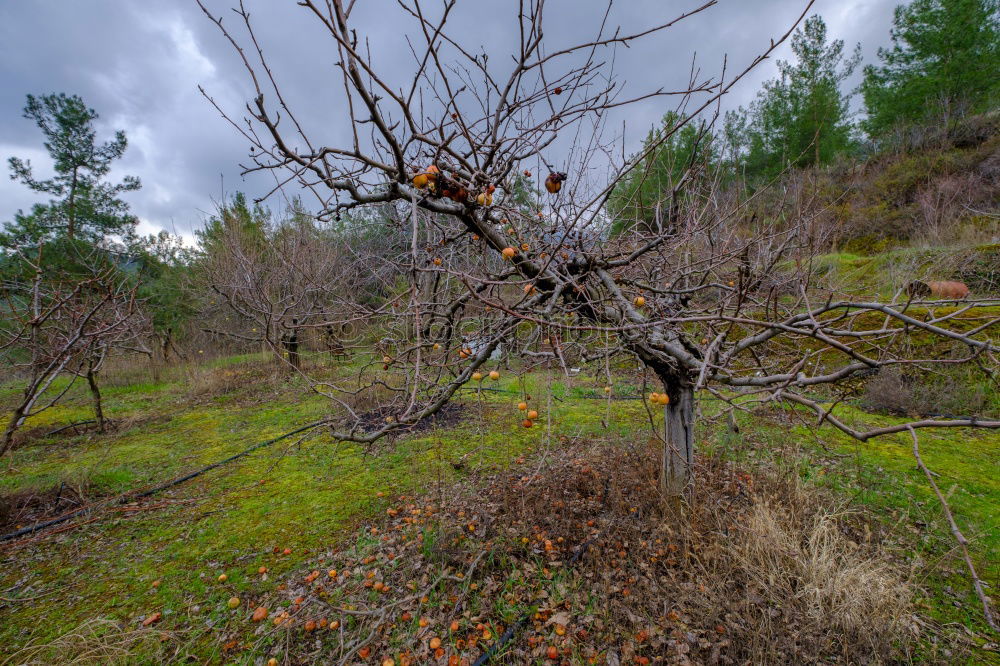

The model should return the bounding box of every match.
[802,243,1000,300]
[1,356,997,663]
[0,359,652,661]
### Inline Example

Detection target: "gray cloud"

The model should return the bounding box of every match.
[0,0,898,240]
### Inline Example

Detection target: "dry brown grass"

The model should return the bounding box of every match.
[178,356,289,404]
[731,499,911,662]
[1,618,170,666]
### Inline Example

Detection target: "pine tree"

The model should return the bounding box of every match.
[607,112,717,235]
[4,93,141,248]
[861,0,1000,136]
[729,15,860,181]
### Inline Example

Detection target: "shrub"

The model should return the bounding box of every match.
[861,366,991,418]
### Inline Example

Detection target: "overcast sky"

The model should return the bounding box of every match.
[0,0,899,243]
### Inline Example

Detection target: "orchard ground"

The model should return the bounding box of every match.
[0,345,997,665]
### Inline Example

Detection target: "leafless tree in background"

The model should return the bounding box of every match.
[0,247,144,455]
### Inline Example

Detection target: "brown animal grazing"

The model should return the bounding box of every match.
[905,280,970,300]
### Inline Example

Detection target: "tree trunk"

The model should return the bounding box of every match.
[161,328,173,363]
[0,403,28,457]
[2,375,50,456]
[660,381,695,498]
[283,330,301,370]
[86,364,106,433]
[67,168,78,241]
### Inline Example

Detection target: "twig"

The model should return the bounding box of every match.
[44,420,96,436]
[0,591,56,603]
[335,550,488,665]
[909,426,997,633]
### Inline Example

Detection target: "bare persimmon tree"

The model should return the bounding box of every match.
[0,245,144,454]
[197,0,999,490]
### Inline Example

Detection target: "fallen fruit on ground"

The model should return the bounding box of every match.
[227,597,240,609]
[252,607,268,622]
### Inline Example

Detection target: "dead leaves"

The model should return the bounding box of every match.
[229,444,773,664]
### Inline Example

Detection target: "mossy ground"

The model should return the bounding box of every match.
[0,355,997,663]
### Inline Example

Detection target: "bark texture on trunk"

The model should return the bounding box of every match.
[661,381,695,497]
[86,365,105,433]
[283,330,301,370]
[161,328,173,363]
[0,404,27,456]
[1,377,47,456]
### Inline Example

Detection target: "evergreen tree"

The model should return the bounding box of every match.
[729,15,860,181]
[195,192,270,258]
[133,231,196,362]
[1,94,145,447]
[4,93,141,248]
[861,0,1000,136]
[607,112,716,235]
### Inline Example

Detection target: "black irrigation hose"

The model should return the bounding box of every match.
[472,614,533,666]
[0,420,328,543]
